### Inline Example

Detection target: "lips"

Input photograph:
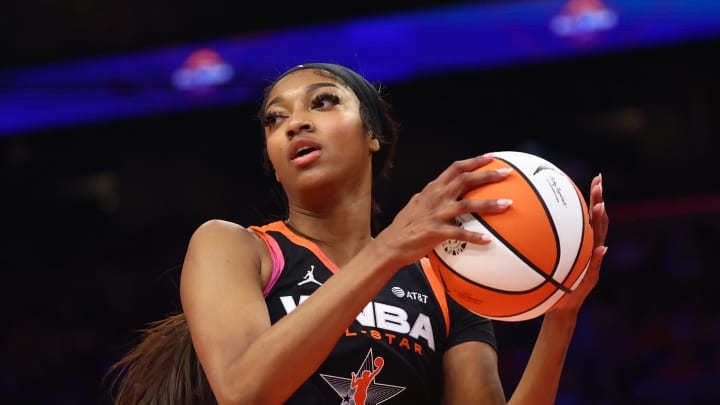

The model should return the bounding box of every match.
[288,138,322,162]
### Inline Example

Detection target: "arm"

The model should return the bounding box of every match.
[442,341,506,405]
[181,219,407,404]
[181,156,512,404]
[507,173,608,405]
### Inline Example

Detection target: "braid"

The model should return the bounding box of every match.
[105,312,217,404]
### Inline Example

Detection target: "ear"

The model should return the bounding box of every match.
[369,136,381,153]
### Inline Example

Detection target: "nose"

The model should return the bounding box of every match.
[286,113,314,138]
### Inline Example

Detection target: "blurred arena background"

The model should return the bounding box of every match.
[1,1,718,403]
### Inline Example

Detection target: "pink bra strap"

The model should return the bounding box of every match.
[251,228,285,297]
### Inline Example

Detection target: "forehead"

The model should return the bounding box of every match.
[266,69,353,102]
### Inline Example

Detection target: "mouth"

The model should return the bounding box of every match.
[294,146,317,159]
[288,138,322,162]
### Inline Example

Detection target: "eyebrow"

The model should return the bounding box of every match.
[265,82,341,110]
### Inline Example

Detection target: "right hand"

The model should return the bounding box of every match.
[375,154,513,267]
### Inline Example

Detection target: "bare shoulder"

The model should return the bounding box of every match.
[189,219,264,252]
[191,218,253,240]
[182,219,270,281]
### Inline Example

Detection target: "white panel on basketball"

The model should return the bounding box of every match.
[487,263,593,322]
[433,213,547,291]
[494,151,585,284]
[498,259,588,322]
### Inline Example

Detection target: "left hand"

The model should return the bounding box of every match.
[548,173,609,317]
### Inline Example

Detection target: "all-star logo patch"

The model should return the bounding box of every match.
[320,349,405,404]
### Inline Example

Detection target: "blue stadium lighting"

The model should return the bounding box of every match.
[1,0,719,136]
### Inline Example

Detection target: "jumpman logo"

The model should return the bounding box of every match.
[297,265,323,286]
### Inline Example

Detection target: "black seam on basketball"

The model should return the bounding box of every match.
[471,156,571,294]
[467,211,572,294]
[433,249,568,319]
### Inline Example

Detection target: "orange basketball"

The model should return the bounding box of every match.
[428,151,594,322]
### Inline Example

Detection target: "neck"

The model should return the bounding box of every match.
[284,199,374,267]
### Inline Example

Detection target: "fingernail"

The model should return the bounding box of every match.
[602,246,608,256]
[496,167,513,175]
[482,152,495,159]
[496,199,513,208]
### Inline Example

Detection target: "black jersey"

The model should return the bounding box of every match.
[250,221,496,404]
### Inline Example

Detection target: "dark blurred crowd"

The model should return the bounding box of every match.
[496,213,720,405]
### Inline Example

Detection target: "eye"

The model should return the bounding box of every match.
[311,93,341,109]
[262,111,286,128]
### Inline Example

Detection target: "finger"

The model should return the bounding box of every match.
[587,173,608,246]
[589,173,603,209]
[434,154,495,185]
[433,153,512,197]
[428,199,512,247]
[591,184,609,247]
[451,167,513,198]
[591,203,607,246]
[439,222,494,246]
[447,197,513,219]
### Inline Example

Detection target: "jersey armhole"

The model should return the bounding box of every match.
[420,256,450,337]
[249,226,285,297]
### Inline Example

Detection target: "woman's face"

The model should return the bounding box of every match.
[262,68,380,198]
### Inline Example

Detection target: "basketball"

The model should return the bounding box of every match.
[428,151,594,322]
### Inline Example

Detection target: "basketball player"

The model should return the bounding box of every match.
[108,63,609,404]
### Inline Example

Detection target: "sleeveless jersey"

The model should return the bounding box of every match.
[250,221,496,404]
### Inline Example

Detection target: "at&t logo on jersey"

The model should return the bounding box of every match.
[391,286,428,304]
